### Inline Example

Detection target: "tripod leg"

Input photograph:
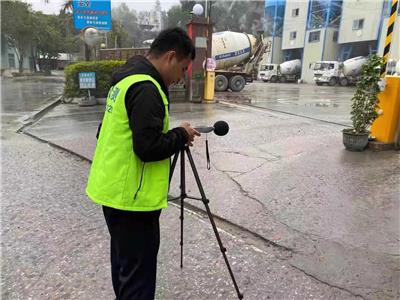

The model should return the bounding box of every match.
[169,151,179,184]
[185,147,244,299]
[180,148,185,268]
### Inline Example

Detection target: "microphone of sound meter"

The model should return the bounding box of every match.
[194,121,229,136]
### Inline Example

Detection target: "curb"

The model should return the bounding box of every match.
[21,131,92,163]
[17,96,62,133]
[12,76,65,83]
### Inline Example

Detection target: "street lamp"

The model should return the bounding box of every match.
[192,3,204,16]
[199,2,215,102]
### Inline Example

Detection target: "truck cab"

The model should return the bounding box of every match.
[259,64,278,82]
[313,61,341,86]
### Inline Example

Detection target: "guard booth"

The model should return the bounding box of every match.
[186,15,209,102]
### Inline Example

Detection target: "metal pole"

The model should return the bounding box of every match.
[180,148,185,268]
[381,0,399,77]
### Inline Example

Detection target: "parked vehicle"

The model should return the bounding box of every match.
[313,56,368,86]
[99,31,268,93]
[212,31,267,92]
[259,59,301,83]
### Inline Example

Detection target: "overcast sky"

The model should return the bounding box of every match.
[29,0,180,14]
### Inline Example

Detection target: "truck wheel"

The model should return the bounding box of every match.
[316,82,323,86]
[229,75,246,92]
[328,77,337,86]
[270,76,278,83]
[279,76,287,83]
[215,75,229,92]
[339,78,348,86]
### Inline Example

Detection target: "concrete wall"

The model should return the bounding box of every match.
[301,28,340,82]
[1,35,33,73]
[282,1,308,50]
[271,37,284,63]
[1,49,32,72]
[301,29,325,83]
[378,16,400,61]
[338,0,384,44]
[323,28,340,61]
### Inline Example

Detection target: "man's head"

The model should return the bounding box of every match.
[147,27,196,86]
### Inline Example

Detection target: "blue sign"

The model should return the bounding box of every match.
[73,0,111,31]
[214,47,251,61]
[79,72,96,89]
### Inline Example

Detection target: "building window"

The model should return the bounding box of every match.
[352,19,364,30]
[333,31,339,42]
[308,31,321,43]
[292,8,299,17]
[8,53,15,68]
[290,31,297,40]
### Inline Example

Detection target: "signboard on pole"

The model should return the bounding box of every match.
[72,0,111,31]
[79,72,96,89]
[206,58,216,71]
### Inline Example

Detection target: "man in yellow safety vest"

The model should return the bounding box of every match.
[86,27,200,300]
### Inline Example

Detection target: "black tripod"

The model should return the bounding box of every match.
[169,146,243,299]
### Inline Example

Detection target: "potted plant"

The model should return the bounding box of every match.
[343,54,384,151]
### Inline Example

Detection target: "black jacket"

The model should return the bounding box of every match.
[98,56,188,162]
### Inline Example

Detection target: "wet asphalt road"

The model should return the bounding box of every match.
[1,78,63,113]
[2,133,357,300]
[1,77,64,131]
[2,78,399,299]
[216,81,356,126]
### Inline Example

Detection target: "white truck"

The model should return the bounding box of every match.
[99,31,267,93]
[212,31,267,92]
[397,60,400,75]
[259,59,301,83]
[386,59,400,75]
[313,56,367,86]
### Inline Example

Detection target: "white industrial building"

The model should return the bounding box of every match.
[262,0,400,83]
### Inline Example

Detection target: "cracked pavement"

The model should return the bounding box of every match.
[2,79,399,299]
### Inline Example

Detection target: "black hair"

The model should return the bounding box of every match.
[149,27,196,61]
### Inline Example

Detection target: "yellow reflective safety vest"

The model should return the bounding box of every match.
[86,74,170,211]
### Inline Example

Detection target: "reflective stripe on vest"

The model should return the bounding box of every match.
[86,74,170,211]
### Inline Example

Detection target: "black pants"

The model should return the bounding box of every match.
[103,206,161,300]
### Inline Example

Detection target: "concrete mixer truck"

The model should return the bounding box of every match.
[313,56,368,86]
[259,59,302,83]
[99,31,266,92]
[212,31,267,92]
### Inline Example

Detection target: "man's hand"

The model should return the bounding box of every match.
[180,122,201,146]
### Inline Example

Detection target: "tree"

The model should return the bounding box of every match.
[61,0,73,14]
[34,13,64,58]
[210,1,264,34]
[166,5,189,28]
[111,3,140,47]
[1,1,36,73]
[57,9,80,53]
[165,1,200,29]
[164,1,265,35]
[108,19,129,48]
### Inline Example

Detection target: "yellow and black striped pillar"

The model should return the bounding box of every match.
[381,0,399,77]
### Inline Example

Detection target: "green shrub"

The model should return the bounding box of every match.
[64,60,125,98]
[350,54,384,133]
